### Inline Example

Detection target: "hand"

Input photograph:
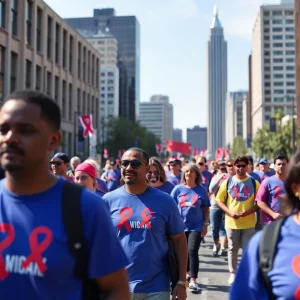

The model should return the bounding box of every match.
[201,225,208,237]
[229,211,240,219]
[172,284,187,300]
[238,210,249,217]
[272,212,283,220]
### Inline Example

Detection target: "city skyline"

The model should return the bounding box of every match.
[45,0,283,139]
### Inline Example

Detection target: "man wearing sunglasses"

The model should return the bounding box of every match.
[101,158,121,191]
[216,156,260,286]
[196,155,212,190]
[103,147,188,300]
[50,152,73,181]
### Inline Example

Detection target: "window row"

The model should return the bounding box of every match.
[265,66,295,71]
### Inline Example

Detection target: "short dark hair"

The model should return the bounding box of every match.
[196,155,207,163]
[247,156,254,166]
[4,90,61,130]
[234,156,249,165]
[125,147,149,164]
[274,154,289,165]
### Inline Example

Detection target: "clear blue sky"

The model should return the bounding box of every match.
[45,0,280,139]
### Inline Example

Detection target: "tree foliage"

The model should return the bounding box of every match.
[230,136,248,158]
[103,117,160,158]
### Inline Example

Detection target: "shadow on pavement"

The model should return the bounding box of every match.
[199,267,229,273]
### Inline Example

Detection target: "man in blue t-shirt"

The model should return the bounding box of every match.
[254,158,275,182]
[103,147,188,300]
[0,90,130,299]
[101,159,121,191]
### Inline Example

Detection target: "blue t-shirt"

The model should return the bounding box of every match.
[96,178,108,194]
[248,172,261,184]
[103,186,185,293]
[0,178,128,300]
[166,172,181,185]
[101,169,121,191]
[155,181,175,195]
[254,170,275,182]
[171,184,210,232]
[230,216,300,300]
[202,170,213,190]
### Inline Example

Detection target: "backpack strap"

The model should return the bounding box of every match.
[61,180,87,278]
[250,177,257,200]
[259,217,288,299]
[224,177,232,205]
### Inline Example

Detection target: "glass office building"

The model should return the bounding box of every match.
[65,9,140,122]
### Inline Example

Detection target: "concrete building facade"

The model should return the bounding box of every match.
[173,128,183,142]
[251,0,295,136]
[295,0,300,145]
[0,0,100,156]
[139,95,173,147]
[207,5,228,155]
[187,126,207,150]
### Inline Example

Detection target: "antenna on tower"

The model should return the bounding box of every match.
[214,4,218,17]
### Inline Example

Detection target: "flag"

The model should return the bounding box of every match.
[79,114,94,138]
[155,143,162,154]
[118,149,125,158]
[165,140,191,155]
[177,152,182,159]
[103,148,109,159]
[193,148,199,157]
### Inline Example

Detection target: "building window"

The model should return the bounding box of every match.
[69,35,73,73]
[101,72,105,76]
[55,23,60,64]
[273,35,283,40]
[264,11,270,16]
[83,47,86,82]
[46,71,52,96]
[273,50,283,55]
[273,58,283,63]
[92,55,95,86]
[62,80,66,119]
[274,74,283,78]
[274,89,284,94]
[26,0,33,46]
[287,73,295,78]
[285,11,293,16]
[286,27,294,32]
[286,58,294,63]
[36,65,42,91]
[101,80,105,84]
[54,76,59,102]
[77,88,81,111]
[265,107,271,113]
[286,35,294,40]
[62,29,67,69]
[101,94,105,98]
[264,28,269,33]
[287,82,295,86]
[68,83,72,121]
[0,0,5,29]
[286,42,295,48]
[78,42,81,79]
[265,90,271,95]
[273,82,283,86]
[265,82,270,87]
[265,74,270,79]
[107,72,114,77]
[265,97,271,103]
[108,80,114,84]
[36,7,42,52]
[108,93,114,98]
[11,0,18,36]
[274,97,283,103]
[25,60,32,89]
[47,16,52,59]
[286,19,294,24]
[287,89,295,94]
[286,66,294,71]
[87,51,91,84]
[273,43,283,47]
[272,27,282,32]
[273,66,283,71]
[264,43,270,49]
[272,19,282,24]
[82,91,86,114]
[10,52,17,93]
[272,11,282,16]
[286,50,295,55]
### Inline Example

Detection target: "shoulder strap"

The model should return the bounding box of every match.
[62,180,87,278]
[224,177,232,205]
[259,217,288,299]
[250,177,257,200]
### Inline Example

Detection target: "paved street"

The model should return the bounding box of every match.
[187,232,230,300]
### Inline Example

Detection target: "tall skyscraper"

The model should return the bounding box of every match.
[295,0,300,146]
[251,0,295,136]
[207,6,228,155]
[65,9,140,122]
[225,91,248,147]
[139,95,173,147]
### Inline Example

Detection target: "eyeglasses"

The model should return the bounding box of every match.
[226,164,233,168]
[120,159,145,169]
[50,161,64,166]
[198,162,205,166]
[235,164,247,169]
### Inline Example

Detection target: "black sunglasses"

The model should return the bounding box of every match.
[50,161,64,166]
[236,164,247,169]
[198,162,205,166]
[121,159,145,169]
[226,164,233,168]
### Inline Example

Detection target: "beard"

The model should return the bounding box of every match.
[2,163,24,173]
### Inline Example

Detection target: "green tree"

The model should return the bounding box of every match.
[252,125,272,159]
[104,117,160,158]
[230,136,248,158]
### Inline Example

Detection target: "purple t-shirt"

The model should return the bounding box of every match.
[171,184,210,232]
[230,216,300,300]
[202,170,213,190]
[254,170,275,182]
[103,186,185,293]
[256,175,286,224]
[166,172,181,185]
[155,181,175,195]
[0,178,128,299]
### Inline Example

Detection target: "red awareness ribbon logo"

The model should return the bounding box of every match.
[291,254,300,298]
[274,186,282,201]
[179,195,188,207]
[117,207,133,232]
[191,194,199,206]
[139,208,153,229]
[22,226,53,274]
[232,186,240,199]
[0,223,15,280]
[79,115,94,137]
[243,185,250,197]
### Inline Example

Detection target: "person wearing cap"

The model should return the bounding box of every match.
[166,159,182,185]
[254,158,275,181]
[209,160,229,257]
[74,162,105,196]
[101,158,121,191]
[50,152,73,181]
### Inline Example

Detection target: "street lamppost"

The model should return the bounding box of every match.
[73,111,81,156]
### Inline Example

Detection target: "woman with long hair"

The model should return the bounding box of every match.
[230,152,300,299]
[146,157,175,194]
[171,163,210,292]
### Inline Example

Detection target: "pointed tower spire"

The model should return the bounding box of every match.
[211,4,222,29]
